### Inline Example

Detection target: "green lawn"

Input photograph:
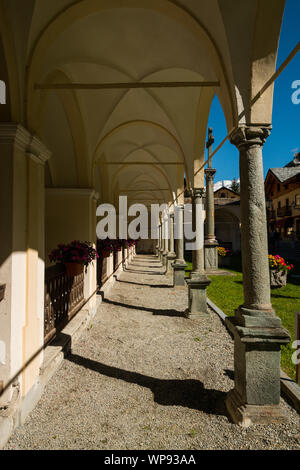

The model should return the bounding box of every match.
[185,261,300,381]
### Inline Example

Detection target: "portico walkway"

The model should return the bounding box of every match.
[4,256,299,450]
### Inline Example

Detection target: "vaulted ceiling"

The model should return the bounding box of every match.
[0,0,285,208]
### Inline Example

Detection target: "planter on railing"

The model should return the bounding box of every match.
[65,262,84,278]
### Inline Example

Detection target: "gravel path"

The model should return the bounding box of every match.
[5,255,299,450]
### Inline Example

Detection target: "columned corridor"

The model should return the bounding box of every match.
[4,256,298,450]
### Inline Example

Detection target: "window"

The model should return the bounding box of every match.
[296,194,300,206]
[220,193,226,198]
[286,198,289,207]
[277,183,280,191]
[278,201,281,208]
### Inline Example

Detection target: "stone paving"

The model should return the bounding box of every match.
[4,255,300,450]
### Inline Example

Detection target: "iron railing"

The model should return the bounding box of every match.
[44,264,84,344]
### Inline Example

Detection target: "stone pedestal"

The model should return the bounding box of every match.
[162,251,168,268]
[204,242,218,273]
[159,248,164,263]
[166,252,176,273]
[225,307,290,426]
[185,274,211,317]
[172,260,187,286]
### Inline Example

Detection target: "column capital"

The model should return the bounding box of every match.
[174,204,184,212]
[27,135,51,165]
[191,187,204,199]
[0,123,51,164]
[205,168,216,180]
[230,125,272,150]
[0,123,31,151]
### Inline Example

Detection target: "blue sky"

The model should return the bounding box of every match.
[207,0,300,182]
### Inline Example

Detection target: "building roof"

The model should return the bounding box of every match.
[268,153,300,183]
[213,179,240,192]
[269,167,300,183]
[214,186,240,197]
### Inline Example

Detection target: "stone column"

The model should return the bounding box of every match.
[204,167,218,272]
[155,223,159,257]
[185,189,211,317]
[226,125,290,426]
[159,220,164,264]
[172,205,187,286]
[157,223,161,259]
[166,213,176,273]
[162,216,168,269]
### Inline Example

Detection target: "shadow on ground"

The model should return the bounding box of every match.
[103,298,187,318]
[116,279,172,289]
[124,268,163,275]
[66,353,228,417]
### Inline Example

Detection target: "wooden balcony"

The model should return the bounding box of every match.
[277,206,292,218]
[267,209,276,220]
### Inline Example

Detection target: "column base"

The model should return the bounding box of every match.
[226,389,288,427]
[172,260,187,286]
[185,273,211,318]
[204,241,218,273]
[162,252,168,268]
[166,252,176,273]
[225,307,290,426]
[159,249,164,263]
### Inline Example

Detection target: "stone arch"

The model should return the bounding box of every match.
[215,207,241,252]
[36,69,90,187]
[0,1,21,121]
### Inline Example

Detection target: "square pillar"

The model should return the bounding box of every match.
[0,124,50,406]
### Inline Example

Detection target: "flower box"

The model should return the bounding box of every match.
[268,254,293,288]
[65,262,84,278]
[49,240,98,276]
[270,269,287,289]
[218,255,230,268]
